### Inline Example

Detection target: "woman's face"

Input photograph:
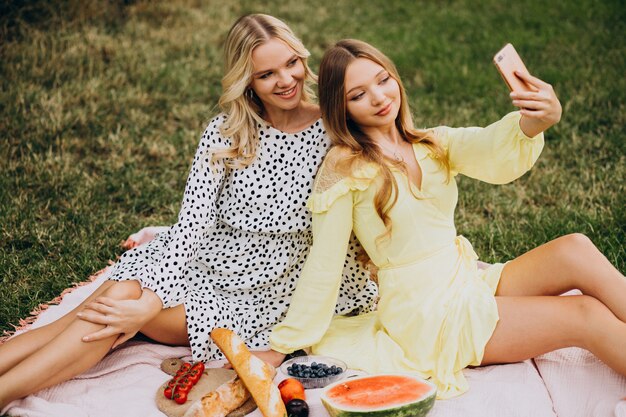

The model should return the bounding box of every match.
[344,58,401,129]
[249,38,306,113]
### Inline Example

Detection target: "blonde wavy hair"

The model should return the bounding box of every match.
[318,39,450,258]
[214,14,317,169]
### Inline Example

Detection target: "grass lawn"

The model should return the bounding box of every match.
[1,0,624,334]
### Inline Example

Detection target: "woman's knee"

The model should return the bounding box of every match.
[555,233,596,255]
[102,280,142,300]
[569,295,611,346]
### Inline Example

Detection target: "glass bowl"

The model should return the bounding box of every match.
[279,355,347,389]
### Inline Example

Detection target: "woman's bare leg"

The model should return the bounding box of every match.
[482,295,626,375]
[140,304,189,346]
[0,281,142,408]
[496,233,626,322]
[0,280,115,375]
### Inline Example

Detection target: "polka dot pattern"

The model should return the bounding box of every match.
[109,114,378,361]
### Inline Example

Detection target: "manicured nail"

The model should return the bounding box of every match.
[82,336,89,341]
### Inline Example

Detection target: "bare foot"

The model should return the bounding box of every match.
[121,226,169,250]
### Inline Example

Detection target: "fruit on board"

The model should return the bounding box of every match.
[162,361,205,404]
[278,378,306,404]
[320,374,436,417]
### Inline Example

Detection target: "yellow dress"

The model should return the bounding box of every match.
[269,112,544,399]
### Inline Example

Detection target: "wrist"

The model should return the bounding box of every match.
[519,115,544,138]
[283,349,307,363]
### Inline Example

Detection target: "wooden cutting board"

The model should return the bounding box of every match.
[156,358,257,417]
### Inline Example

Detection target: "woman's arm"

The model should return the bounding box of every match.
[80,116,230,342]
[438,72,560,185]
[270,190,355,354]
[108,116,229,308]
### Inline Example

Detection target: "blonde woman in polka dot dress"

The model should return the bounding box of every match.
[0,14,377,408]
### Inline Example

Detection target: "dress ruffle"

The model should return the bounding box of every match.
[307,163,380,213]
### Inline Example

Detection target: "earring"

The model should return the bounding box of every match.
[246,88,254,99]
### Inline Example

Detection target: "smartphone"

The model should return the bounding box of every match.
[493,43,534,93]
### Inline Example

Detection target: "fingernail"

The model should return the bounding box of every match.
[82,336,89,341]
[76,313,83,318]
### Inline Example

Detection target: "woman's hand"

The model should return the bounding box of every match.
[77,289,163,349]
[121,226,169,250]
[511,71,562,138]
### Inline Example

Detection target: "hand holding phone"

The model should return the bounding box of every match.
[493,44,562,137]
[493,43,535,93]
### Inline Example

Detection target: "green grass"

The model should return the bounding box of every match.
[1,0,624,334]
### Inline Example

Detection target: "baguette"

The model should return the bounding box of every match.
[211,328,286,417]
[183,376,249,417]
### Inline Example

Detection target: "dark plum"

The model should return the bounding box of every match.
[286,399,309,417]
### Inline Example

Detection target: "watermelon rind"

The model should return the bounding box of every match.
[320,373,436,417]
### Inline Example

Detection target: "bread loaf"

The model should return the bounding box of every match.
[183,376,249,417]
[211,328,286,417]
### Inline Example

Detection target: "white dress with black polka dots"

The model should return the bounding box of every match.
[109,114,378,361]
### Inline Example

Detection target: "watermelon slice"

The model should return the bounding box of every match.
[320,374,436,417]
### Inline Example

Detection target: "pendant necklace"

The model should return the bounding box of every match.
[379,141,404,162]
[391,150,403,162]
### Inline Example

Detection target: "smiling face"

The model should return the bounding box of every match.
[344,58,401,130]
[249,38,306,114]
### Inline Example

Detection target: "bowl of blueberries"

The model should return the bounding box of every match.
[280,355,347,389]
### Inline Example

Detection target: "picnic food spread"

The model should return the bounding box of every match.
[320,374,436,417]
[156,331,434,417]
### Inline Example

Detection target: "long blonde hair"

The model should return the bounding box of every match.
[215,14,317,168]
[319,39,450,251]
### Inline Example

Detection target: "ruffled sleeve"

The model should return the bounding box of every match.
[435,111,544,184]
[306,152,379,214]
[109,115,228,308]
[270,151,377,354]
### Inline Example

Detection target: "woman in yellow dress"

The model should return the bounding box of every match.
[270,39,626,398]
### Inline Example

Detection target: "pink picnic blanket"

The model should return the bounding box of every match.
[3,268,625,417]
